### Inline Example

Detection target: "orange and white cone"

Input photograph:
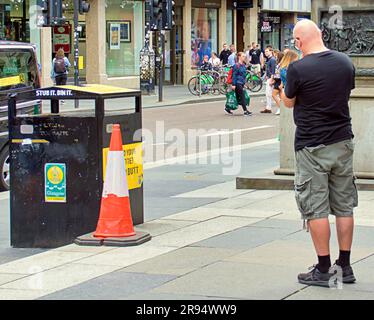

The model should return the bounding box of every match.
[94,124,135,238]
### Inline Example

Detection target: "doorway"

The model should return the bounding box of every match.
[153,6,184,85]
[236,9,245,52]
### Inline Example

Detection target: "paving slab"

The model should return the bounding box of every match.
[0,263,121,300]
[152,261,305,300]
[224,239,374,269]
[145,197,223,221]
[127,291,237,300]
[0,250,95,274]
[145,180,214,198]
[0,288,50,300]
[250,218,303,231]
[282,225,374,248]
[40,272,176,300]
[0,248,48,265]
[149,216,259,247]
[122,246,242,276]
[173,180,252,199]
[286,287,374,300]
[135,219,198,237]
[203,198,258,209]
[73,245,176,267]
[0,273,27,286]
[193,225,297,250]
[161,207,281,222]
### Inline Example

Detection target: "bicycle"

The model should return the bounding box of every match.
[245,69,263,93]
[188,69,223,96]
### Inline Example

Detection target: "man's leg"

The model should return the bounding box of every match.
[308,218,331,257]
[261,79,273,113]
[295,147,334,287]
[266,79,273,110]
[329,140,357,283]
[336,216,354,251]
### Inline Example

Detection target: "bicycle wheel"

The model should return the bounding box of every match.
[248,78,263,92]
[245,72,263,93]
[219,75,229,94]
[188,76,202,96]
[210,70,221,95]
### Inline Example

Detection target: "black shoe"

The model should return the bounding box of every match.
[332,260,356,284]
[225,108,233,115]
[243,111,252,116]
[298,265,333,288]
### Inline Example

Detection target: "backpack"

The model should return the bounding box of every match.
[226,64,239,85]
[54,57,66,74]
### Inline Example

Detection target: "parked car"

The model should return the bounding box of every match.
[0,41,41,191]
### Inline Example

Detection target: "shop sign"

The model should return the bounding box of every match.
[53,25,71,53]
[261,21,272,33]
[264,16,281,24]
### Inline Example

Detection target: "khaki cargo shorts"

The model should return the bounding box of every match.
[250,64,261,74]
[295,139,358,221]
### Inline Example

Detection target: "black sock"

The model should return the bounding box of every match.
[338,250,351,267]
[317,255,331,273]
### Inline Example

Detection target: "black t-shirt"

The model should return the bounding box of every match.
[249,48,261,65]
[285,50,355,151]
[219,50,231,65]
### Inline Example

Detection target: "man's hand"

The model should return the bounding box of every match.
[280,88,296,108]
[232,85,236,90]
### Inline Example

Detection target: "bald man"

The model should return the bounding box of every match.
[280,19,357,288]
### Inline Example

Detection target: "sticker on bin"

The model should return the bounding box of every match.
[45,163,67,203]
[103,142,143,190]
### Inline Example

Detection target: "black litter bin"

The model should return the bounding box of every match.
[8,85,144,248]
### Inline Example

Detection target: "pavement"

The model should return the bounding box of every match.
[44,85,266,113]
[0,95,373,300]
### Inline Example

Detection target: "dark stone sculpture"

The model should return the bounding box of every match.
[320,10,374,56]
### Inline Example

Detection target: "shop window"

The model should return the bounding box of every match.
[191,7,218,69]
[226,9,233,46]
[106,0,143,77]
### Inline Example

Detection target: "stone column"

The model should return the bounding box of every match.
[86,0,107,84]
[243,1,258,48]
[233,9,237,47]
[40,28,53,87]
[183,0,192,84]
[219,0,227,48]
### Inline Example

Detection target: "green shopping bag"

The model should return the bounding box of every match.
[244,89,251,106]
[225,91,239,110]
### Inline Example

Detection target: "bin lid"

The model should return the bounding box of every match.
[13,84,141,100]
[58,84,140,96]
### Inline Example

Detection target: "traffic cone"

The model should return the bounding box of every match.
[94,124,135,238]
[74,124,151,247]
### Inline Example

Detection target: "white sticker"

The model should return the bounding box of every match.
[20,125,34,135]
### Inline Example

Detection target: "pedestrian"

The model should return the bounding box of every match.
[51,48,70,86]
[279,49,299,89]
[209,52,221,69]
[225,52,252,116]
[280,19,357,288]
[271,51,284,115]
[219,43,231,66]
[200,55,212,71]
[261,47,277,113]
[248,42,262,77]
[228,44,237,67]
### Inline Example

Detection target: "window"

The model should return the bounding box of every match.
[191,8,218,69]
[106,0,143,77]
[0,49,39,92]
[226,9,233,45]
